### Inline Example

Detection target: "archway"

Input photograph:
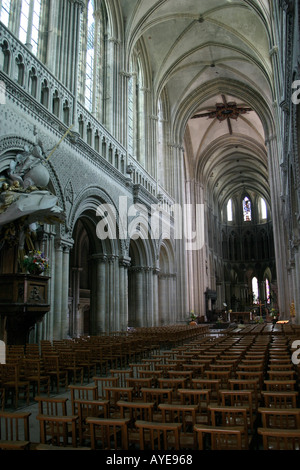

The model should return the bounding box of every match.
[128,237,156,328]
[68,191,123,336]
[158,240,176,325]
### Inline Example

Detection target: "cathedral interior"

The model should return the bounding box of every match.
[0,0,299,344]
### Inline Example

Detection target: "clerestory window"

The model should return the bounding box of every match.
[243,196,252,222]
[0,0,41,56]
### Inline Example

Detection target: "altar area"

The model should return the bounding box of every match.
[229,311,252,323]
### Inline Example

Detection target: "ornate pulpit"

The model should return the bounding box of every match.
[0,273,50,344]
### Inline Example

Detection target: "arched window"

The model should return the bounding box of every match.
[0,0,10,27]
[19,0,42,55]
[77,0,107,119]
[265,278,270,304]
[260,197,267,220]
[227,198,233,222]
[129,52,146,167]
[252,277,259,304]
[1,0,41,55]
[243,196,252,221]
[85,0,95,112]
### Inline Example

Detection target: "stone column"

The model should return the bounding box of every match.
[158,274,168,325]
[171,143,188,320]
[91,254,107,335]
[106,255,118,333]
[119,71,131,148]
[61,243,71,338]
[71,267,82,337]
[52,238,72,339]
[135,268,144,327]
[152,268,160,326]
[106,37,121,138]
[8,0,22,36]
[24,0,34,52]
[266,134,290,317]
[119,257,130,331]
[292,244,300,323]
[52,240,63,339]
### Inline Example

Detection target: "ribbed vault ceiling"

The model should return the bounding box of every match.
[121,0,274,209]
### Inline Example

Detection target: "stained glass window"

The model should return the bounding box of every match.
[265,278,270,304]
[243,196,252,221]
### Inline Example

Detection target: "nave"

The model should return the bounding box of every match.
[0,324,300,451]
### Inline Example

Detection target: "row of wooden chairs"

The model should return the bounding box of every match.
[1,327,300,449]
[0,387,299,450]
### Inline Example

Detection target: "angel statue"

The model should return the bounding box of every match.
[0,140,64,229]
[8,140,50,189]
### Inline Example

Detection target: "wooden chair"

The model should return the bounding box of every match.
[208,405,250,449]
[228,378,261,410]
[209,363,234,373]
[157,377,187,402]
[264,379,297,392]
[86,417,130,450]
[129,363,151,377]
[268,363,295,371]
[236,370,264,389]
[35,396,68,416]
[36,414,79,448]
[60,351,83,385]
[110,369,133,387]
[75,398,110,445]
[261,391,298,408]
[237,363,265,372]
[258,407,300,429]
[158,403,198,448]
[0,363,30,408]
[194,424,244,450]
[42,355,68,393]
[0,411,31,450]
[135,420,182,450]
[267,370,296,381]
[22,358,50,397]
[168,370,193,387]
[90,346,109,376]
[192,378,221,404]
[117,400,155,422]
[141,388,173,407]
[104,386,134,413]
[138,369,163,386]
[5,346,24,365]
[93,376,119,399]
[182,363,206,376]
[258,427,300,450]
[178,388,210,424]
[126,377,153,400]
[154,363,178,376]
[219,390,255,430]
[68,384,98,414]
[205,370,231,389]
[25,343,40,359]
[75,348,97,382]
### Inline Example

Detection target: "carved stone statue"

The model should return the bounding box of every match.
[8,141,50,189]
[0,141,64,229]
